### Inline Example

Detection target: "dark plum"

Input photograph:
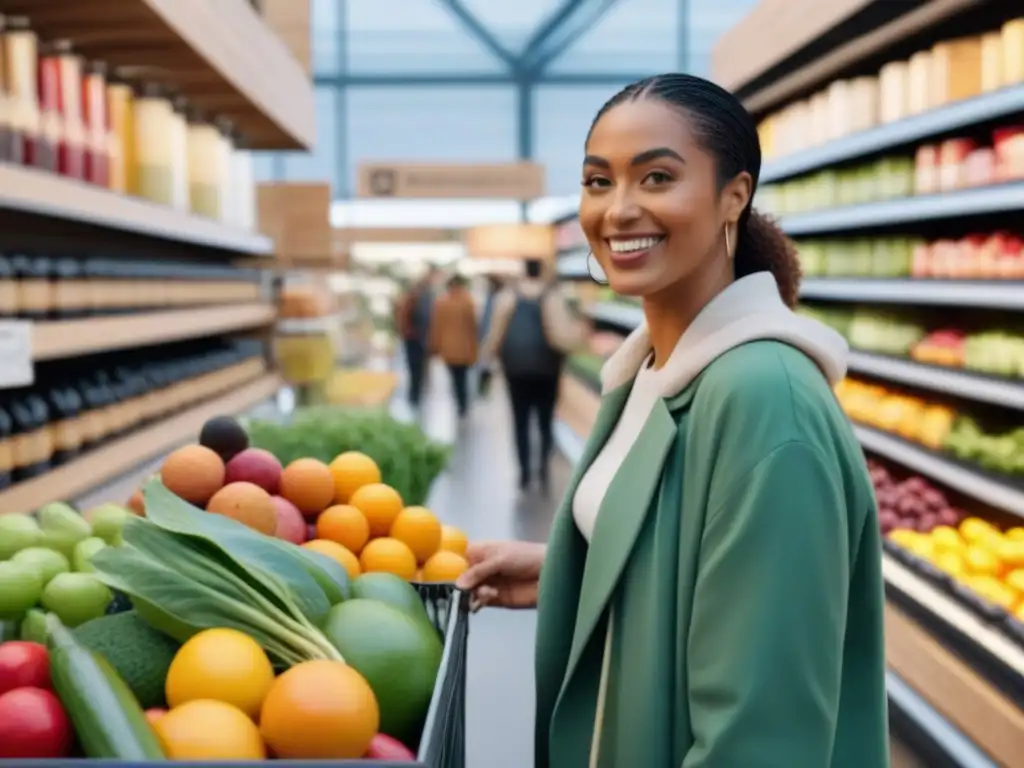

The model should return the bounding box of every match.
[199,415,249,462]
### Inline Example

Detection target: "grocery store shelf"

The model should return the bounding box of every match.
[848,352,1024,412]
[780,184,1024,236]
[0,373,283,515]
[800,279,1024,310]
[761,85,1024,184]
[854,425,1024,520]
[0,164,274,254]
[32,303,276,362]
[2,0,315,149]
[556,249,590,280]
[586,302,642,331]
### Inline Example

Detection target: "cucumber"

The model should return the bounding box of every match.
[47,615,165,759]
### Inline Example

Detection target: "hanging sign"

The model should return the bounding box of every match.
[463,223,555,260]
[357,162,545,200]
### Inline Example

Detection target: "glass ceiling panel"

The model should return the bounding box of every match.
[345,0,508,73]
[312,0,341,74]
[457,0,565,49]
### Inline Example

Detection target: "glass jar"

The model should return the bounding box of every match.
[231,131,256,230]
[53,257,89,318]
[82,61,110,187]
[0,17,12,163]
[12,254,53,320]
[215,117,235,224]
[187,112,221,219]
[4,16,42,169]
[132,83,173,205]
[107,74,135,194]
[40,39,85,180]
[169,94,189,210]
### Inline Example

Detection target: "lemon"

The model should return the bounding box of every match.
[165,628,275,719]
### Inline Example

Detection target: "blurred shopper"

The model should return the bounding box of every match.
[429,274,478,418]
[459,74,887,768]
[477,276,505,398]
[481,258,585,492]
[395,266,439,408]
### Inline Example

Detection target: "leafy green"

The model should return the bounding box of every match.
[142,480,348,613]
[246,406,451,506]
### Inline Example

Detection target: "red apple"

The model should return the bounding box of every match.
[224,449,282,495]
[365,733,417,760]
[271,496,307,544]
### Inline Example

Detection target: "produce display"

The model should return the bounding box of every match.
[798,305,1024,378]
[759,20,1024,161]
[836,378,1024,476]
[758,123,1024,218]
[0,413,470,761]
[797,232,1024,280]
[867,460,1024,623]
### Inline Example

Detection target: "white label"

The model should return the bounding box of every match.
[0,321,34,389]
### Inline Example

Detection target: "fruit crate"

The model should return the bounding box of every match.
[2,584,470,768]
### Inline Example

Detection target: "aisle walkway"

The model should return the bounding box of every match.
[390,359,570,768]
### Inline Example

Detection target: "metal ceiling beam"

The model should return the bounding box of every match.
[435,0,518,70]
[527,0,621,75]
[315,73,647,87]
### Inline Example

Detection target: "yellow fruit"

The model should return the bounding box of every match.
[996,538,1024,569]
[421,550,469,583]
[904,536,935,562]
[316,504,371,555]
[359,537,417,580]
[1015,601,1024,623]
[329,452,381,504]
[963,545,1003,578]
[933,551,966,578]
[165,629,274,719]
[963,575,1018,611]
[930,526,964,553]
[959,517,1001,546]
[1007,527,1024,542]
[439,525,469,557]
[1006,569,1024,595]
[887,529,920,548]
[260,660,379,759]
[303,539,361,580]
[280,458,335,515]
[390,506,442,564]
[349,483,404,538]
[154,700,266,760]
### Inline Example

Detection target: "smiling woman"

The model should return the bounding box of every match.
[458,73,887,768]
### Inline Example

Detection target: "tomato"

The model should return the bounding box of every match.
[365,732,416,760]
[0,687,72,758]
[0,641,50,694]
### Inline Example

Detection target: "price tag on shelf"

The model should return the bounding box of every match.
[0,321,33,389]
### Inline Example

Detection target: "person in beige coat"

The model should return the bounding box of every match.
[481,258,587,492]
[429,274,479,418]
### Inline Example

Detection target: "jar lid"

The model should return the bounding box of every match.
[5,16,32,31]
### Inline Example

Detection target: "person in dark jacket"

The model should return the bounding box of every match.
[395,266,439,408]
[481,258,586,492]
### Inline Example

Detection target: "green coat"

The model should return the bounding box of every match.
[535,340,889,768]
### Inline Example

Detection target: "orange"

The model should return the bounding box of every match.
[260,660,379,759]
[439,524,468,557]
[303,539,361,580]
[154,699,266,760]
[359,537,417,580]
[316,504,371,554]
[165,628,275,719]
[329,452,381,504]
[206,481,277,536]
[963,545,1002,578]
[421,550,469,583]
[390,506,442,564]
[160,444,225,506]
[349,483,404,538]
[279,458,335,516]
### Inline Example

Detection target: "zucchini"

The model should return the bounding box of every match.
[47,615,165,759]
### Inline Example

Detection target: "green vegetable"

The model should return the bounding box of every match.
[74,611,180,709]
[90,486,344,667]
[19,609,49,644]
[246,406,451,506]
[47,614,165,759]
[0,619,18,643]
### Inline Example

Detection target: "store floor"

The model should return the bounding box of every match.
[390,359,571,768]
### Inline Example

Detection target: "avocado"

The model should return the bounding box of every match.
[323,599,443,744]
[73,610,181,709]
[199,416,249,462]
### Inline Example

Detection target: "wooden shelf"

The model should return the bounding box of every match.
[0,373,282,515]
[0,164,274,254]
[0,0,314,149]
[33,303,276,361]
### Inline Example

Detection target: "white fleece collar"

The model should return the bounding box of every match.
[600,273,849,397]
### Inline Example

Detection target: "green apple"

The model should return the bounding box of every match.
[38,501,92,536]
[12,546,70,586]
[73,537,107,573]
[0,514,41,560]
[84,504,130,546]
[0,561,44,620]
[41,572,113,628]
[19,609,48,644]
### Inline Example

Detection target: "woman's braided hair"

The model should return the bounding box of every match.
[588,74,801,308]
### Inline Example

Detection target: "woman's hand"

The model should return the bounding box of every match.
[456,540,546,610]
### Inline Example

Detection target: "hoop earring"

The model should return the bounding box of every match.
[725,225,733,260]
[586,251,609,285]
